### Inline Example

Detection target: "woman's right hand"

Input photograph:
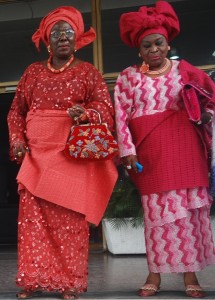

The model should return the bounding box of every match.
[198,111,213,125]
[121,155,138,172]
[67,105,87,123]
[12,142,29,163]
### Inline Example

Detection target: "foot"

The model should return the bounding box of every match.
[138,272,161,297]
[184,272,205,298]
[62,289,79,299]
[16,290,42,299]
[185,285,205,298]
[138,283,160,297]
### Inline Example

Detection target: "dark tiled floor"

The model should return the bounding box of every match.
[0,245,215,299]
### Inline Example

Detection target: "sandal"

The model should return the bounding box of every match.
[185,285,205,298]
[62,289,79,299]
[138,283,160,297]
[16,290,42,299]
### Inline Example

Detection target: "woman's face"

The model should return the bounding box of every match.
[49,21,75,59]
[139,34,169,69]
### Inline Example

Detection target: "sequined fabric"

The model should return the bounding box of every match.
[17,189,89,293]
[7,61,117,293]
[7,61,115,156]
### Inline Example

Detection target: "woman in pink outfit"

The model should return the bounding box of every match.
[8,6,117,299]
[114,1,215,298]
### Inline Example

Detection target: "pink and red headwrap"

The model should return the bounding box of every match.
[119,1,180,48]
[32,6,96,51]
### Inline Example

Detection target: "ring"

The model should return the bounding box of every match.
[25,146,30,152]
[126,165,132,169]
[17,152,23,157]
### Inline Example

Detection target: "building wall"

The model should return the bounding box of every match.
[0,0,215,83]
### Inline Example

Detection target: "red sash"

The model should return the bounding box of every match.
[128,110,208,195]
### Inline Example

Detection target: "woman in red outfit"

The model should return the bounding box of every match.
[7,6,117,299]
[114,1,215,298]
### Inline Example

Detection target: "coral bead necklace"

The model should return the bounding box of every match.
[47,54,74,73]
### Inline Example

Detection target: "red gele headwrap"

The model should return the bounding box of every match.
[32,6,96,51]
[119,1,180,48]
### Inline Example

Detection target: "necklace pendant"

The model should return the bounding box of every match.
[139,63,149,73]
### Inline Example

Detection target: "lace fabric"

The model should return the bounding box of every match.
[142,187,212,228]
[16,189,89,292]
[145,205,215,273]
[7,60,116,294]
[142,188,215,273]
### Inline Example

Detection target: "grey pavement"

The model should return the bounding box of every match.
[0,245,215,300]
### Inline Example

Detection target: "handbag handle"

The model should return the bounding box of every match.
[87,108,102,124]
[75,108,102,125]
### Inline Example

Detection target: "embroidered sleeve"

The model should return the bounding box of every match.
[7,72,29,160]
[84,65,114,131]
[114,70,136,157]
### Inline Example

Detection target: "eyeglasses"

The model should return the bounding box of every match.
[50,29,75,39]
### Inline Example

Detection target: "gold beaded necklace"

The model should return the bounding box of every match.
[47,55,74,73]
[139,58,171,75]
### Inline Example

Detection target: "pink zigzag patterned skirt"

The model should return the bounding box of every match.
[142,187,215,273]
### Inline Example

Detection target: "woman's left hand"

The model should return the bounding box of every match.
[12,142,30,163]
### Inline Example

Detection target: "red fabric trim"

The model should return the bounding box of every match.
[128,110,209,194]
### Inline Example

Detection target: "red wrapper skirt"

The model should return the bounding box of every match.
[16,189,89,293]
[142,187,215,273]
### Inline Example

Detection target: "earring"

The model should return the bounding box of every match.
[138,53,141,58]
[47,45,51,53]
[168,46,171,50]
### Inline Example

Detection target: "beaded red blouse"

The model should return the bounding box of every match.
[8,61,114,151]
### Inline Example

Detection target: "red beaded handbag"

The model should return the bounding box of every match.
[64,109,118,161]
